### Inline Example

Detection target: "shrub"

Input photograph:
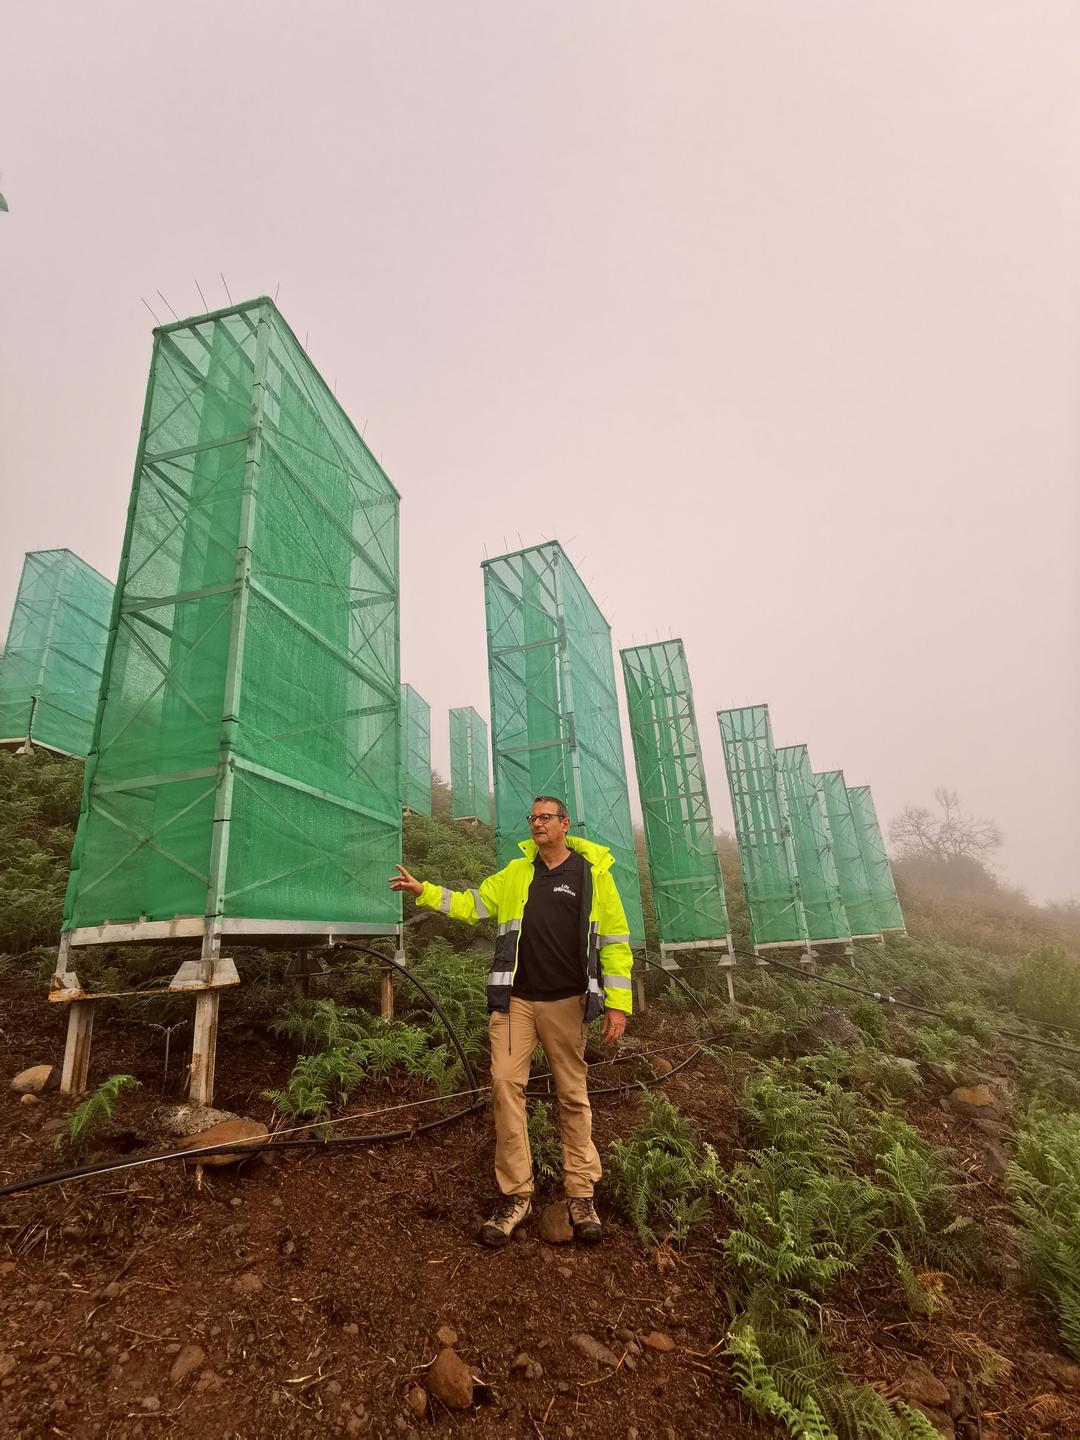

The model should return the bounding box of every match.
[605,1094,720,1244]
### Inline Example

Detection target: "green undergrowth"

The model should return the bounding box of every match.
[60,1074,140,1158]
[265,998,458,1121]
[1008,1107,1080,1360]
[605,1093,721,1244]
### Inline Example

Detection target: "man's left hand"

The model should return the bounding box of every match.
[601,1008,627,1044]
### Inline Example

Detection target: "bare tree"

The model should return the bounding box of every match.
[890,788,1002,867]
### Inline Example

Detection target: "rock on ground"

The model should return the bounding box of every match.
[537,1202,573,1244]
[180,1118,269,1167]
[642,1332,676,1353]
[569,1334,619,1368]
[947,1084,1006,1121]
[10,1065,58,1094]
[156,1103,239,1138]
[169,1343,206,1385]
[427,1347,474,1409]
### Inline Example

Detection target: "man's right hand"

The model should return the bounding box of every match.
[389,864,424,898]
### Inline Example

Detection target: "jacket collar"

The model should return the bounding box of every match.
[517,833,615,873]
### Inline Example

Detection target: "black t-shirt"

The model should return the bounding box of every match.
[512,850,586,1001]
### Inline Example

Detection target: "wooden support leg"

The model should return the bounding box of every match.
[189,990,221,1106]
[634,976,646,1014]
[380,964,394,1023]
[724,969,735,1004]
[60,1001,95,1095]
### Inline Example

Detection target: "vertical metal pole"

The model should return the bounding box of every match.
[189,305,271,1106]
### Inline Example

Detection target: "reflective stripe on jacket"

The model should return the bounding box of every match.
[414,834,634,1021]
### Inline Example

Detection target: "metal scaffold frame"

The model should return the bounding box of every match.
[449,705,489,823]
[55,298,402,1104]
[621,640,732,992]
[718,704,812,963]
[814,770,882,942]
[482,542,645,945]
[847,783,906,935]
[0,549,113,758]
[401,683,432,816]
[775,744,851,953]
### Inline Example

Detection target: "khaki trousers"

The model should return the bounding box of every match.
[488,994,602,1199]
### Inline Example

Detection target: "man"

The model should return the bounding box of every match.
[390,796,633,1247]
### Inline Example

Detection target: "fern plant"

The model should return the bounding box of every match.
[527,1100,562,1184]
[605,1094,720,1244]
[264,1024,455,1121]
[60,1074,140,1157]
[1008,1107,1080,1359]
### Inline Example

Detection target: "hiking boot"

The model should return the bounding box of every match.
[568,1196,603,1244]
[478,1194,532,1248]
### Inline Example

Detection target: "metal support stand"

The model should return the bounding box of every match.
[658,937,737,1001]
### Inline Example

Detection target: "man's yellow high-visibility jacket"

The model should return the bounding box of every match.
[414,835,634,1022]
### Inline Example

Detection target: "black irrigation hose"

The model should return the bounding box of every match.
[0,950,711,1198]
[744,949,1080,1062]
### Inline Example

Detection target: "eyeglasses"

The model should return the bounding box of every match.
[527,813,564,826]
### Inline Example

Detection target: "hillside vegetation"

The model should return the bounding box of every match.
[1,748,1080,1438]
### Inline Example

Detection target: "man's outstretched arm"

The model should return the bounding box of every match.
[389,864,500,925]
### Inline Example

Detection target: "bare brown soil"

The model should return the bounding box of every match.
[0,979,1077,1440]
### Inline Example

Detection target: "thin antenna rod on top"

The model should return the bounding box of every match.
[157,290,180,323]
[194,278,209,313]
[274,281,280,302]
[220,273,233,305]
[140,296,162,324]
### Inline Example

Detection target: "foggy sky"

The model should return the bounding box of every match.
[1,3,1077,901]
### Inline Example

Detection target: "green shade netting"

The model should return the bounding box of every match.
[718,704,807,948]
[63,298,401,935]
[846,784,905,933]
[0,550,113,757]
[483,543,644,944]
[775,744,850,942]
[621,640,729,946]
[401,684,431,816]
[815,771,881,939]
[449,705,489,821]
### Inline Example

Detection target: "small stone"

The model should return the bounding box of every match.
[272,1197,284,1209]
[345,1419,365,1438]
[140,1395,161,1412]
[557,1380,570,1393]
[1023,1350,1080,1392]
[281,1238,295,1256]
[10,1065,58,1094]
[164,1343,182,1356]
[652,1056,673,1076]
[233,1271,264,1296]
[394,1420,409,1434]
[570,1334,619,1368]
[526,1362,543,1381]
[615,1327,636,1343]
[343,1323,360,1336]
[435,1324,458,1347]
[897,1361,951,1410]
[194,1370,224,1394]
[169,1343,206,1384]
[0,1263,14,1277]
[180,1118,269,1168]
[920,1061,958,1089]
[981,1143,1009,1180]
[20,1093,40,1106]
[427,1347,474,1409]
[628,1429,640,1440]
[947,1085,1005,1121]
[537,1202,574,1244]
[155,1103,239,1138]
[643,1331,676,1353]
[557,1266,572,1279]
[229,1197,243,1209]
[101,1282,121,1300]
[324,1380,342,1396]
[511,1352,533,1372]
[623,1354,637,1371]
[405,1385,427,1417]
[627,1341,642,1356]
